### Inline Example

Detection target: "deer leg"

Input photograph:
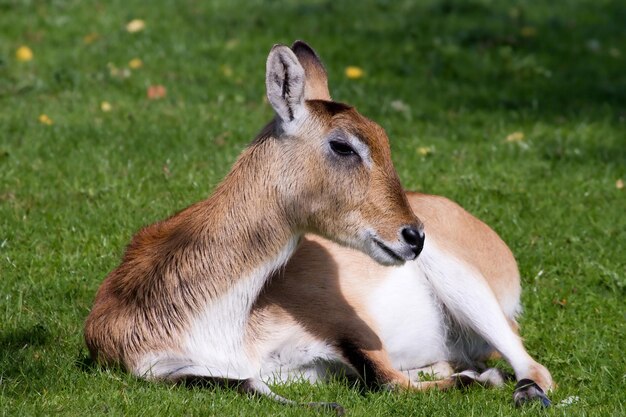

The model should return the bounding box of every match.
[403,361,455,383]
[180,375,345,415]
[338,341,459,392]
[338,342,519,395]
[512,379,552,407]
[241,378,345,415]
[419,250,553,406]
[404,362,509,389]
[451,367,512,388]
[160,359,345,415]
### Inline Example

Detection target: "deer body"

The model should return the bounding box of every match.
[251,193,553,406]
[85,40,551,411]
[85,41,423,411]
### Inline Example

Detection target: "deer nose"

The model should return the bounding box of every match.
[401,226,425,256]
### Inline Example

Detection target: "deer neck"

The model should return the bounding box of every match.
[176,138,301,371]
[165,136,299,301]
[109,135,301,371]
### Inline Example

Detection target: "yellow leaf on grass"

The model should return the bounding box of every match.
[617,179,624,189]
[38,114,53,125]
[83,33,99,44]
[16,46,33,62]
[417,146,434,156]
[345,66,364,79]
[126,19,145,33]
[520,27,537,38]
[221,65,233,78]
[225,39,239,50]
[506,131,525,142]
[108,62,131,79]
[100,101,112,112]
[129,58,143,69]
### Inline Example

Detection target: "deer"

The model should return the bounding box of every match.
[237,46,554,408]
[251,194,553,408]
[84,41,426,414]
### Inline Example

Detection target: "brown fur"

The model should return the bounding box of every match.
[405,192,520,304]
[292,40,331,101]
[84,42,421,378]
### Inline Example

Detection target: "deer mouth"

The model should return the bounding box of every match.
[372,237,405,263]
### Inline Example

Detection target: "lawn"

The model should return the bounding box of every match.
[1,0,624,416]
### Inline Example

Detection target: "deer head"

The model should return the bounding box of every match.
[265,41,424,265]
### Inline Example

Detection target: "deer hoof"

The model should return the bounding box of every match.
[513,379,551,407]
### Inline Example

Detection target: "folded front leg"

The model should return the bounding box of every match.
[403,361,455,384]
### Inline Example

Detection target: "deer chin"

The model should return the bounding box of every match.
[365,233,417,266]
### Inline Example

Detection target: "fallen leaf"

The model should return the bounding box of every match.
[126,19,145,33]
[38,114,53,125]
[221,65,233,78]
[107,62,118,76]
[345,66,364,79]
[225,39,239,50]
[617,179,624,189]
[390,100,410,113]
[83,33,99,44]
[520,27,537,37]
[505,131,524,142]
[16,46,33,62]
[417,146,434,156]
[214,131,231,147]
[147,85,167,100]
[108,63,130,79]
[100,101,112,112]
[128,58,143,69]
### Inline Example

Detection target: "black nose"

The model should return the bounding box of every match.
[401,226,425,256]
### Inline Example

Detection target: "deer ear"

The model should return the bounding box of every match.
[291,40,331,101]
[266,45,306,125]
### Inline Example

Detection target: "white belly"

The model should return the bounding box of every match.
[256,257,453,383]
[365,261,449,371]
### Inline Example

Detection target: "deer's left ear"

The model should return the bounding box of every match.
[266,44,306,125]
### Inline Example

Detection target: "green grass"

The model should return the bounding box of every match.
[1,0,625,415]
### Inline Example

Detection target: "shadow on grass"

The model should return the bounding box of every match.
[75,351,97,372]
[0,324,50,390]
[0,323,50,350]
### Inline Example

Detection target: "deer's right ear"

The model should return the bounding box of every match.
[266,45,306,127]
[291,41,331,101]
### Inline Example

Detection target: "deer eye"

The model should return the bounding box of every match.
[329,140,356,156]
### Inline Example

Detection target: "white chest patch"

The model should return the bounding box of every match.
[135,237,300,380]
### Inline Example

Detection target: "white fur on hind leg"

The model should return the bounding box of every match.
[417,241,537,381]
